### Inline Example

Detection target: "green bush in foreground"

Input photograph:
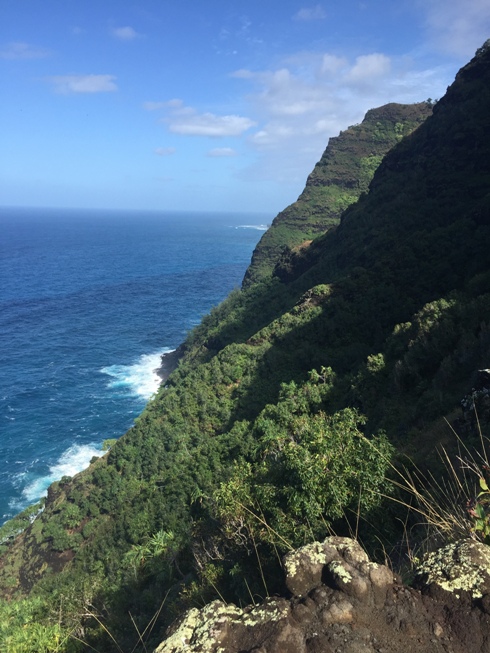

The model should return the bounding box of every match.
[213,377,394,550]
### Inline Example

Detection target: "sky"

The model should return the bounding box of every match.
[1,1,489,215]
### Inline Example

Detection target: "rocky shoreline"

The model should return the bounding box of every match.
[157,345,184,384]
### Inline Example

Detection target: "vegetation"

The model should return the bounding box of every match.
[0,596,73,653]
[243,101,432,285]
[0,44,489,651]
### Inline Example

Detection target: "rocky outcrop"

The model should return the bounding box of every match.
[155,537,490,653]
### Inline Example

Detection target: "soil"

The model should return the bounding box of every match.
[155,537,490,653]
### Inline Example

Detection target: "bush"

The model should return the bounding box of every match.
[214,376,394,549]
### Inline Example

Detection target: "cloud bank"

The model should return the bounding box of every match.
[227,49,451,185]
[421,0,490,56]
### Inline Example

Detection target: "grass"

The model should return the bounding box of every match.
[377,406,490,581]
[71,593,170,653]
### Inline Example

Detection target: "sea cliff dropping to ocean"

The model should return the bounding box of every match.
[0,211,267,524]
[0,41,489,652]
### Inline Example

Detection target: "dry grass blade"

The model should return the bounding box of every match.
[385,407,490,549]
[71,608,124,653]
[238,501,294,551]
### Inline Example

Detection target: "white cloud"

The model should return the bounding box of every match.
[0,42,50,60]
[159,101,255,137]
[250,124,294,148]
[294,5,327,21]
[144,101,170,111]
[207,147,237,157]
[233,50,442,149]
[229,49,451,186]
[231,69,254,79]
[241,66,335,118]
[320,54,348,76]
[216,14,263,53]
[111,26,141,41]
[347,53,391,84]
[420,0,490,56]
[166,99,185,109]
[154,147,176,156]
[47,74,118,94]
[169,113,255,136]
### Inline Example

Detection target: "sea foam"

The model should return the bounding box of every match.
[101,349,172,400]
[13,442,103,507]
[0,209,266,524]
[236,224,268,231]
[9,350,172,514]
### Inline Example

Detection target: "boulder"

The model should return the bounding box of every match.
[154,537,490,653]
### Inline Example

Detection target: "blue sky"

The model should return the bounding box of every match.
[1,1,489,214]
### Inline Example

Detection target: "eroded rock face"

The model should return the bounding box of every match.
[154,537,490,653]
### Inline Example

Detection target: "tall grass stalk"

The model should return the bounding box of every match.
[380,409,490,564]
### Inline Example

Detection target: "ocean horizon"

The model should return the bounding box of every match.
[0,206,268,524]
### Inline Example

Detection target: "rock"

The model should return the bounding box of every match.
[283,539,337,596]
[413,539,490,599]
[154,536,490,653]
[284,536,393,605]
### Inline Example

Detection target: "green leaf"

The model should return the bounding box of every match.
[476,503,486,520]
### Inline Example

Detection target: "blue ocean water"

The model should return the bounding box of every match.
[0,206,268,524]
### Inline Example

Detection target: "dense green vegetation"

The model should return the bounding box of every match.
[0,42,489,652]
[243,101,432,285]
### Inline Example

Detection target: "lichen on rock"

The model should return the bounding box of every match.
[154,538,400,652]
[154,601,242,653]
[414,539,490,599]
[283,536,393,600]
[153,535,490,653]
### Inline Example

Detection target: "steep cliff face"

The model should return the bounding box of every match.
[0,43,489,653]
[243,102,432,286]
[269,41,490,319]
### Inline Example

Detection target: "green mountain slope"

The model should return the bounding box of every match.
[244,102,432,285]
[0,42,489,652]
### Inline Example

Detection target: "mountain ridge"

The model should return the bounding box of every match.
[243,101,432,286]
[0,42,489,652]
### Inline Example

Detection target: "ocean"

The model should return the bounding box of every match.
[0,206,268,524]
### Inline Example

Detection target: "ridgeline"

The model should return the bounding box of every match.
[0,42,489,652]
[244,101,432,285]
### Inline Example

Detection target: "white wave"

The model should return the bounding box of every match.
[19,442,103,503]
[101,349,172,400]
[235,224,269,231]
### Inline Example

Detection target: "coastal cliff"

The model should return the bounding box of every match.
[0,41,489,652]
[243,101,432,286]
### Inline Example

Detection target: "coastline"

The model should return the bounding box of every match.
[157,345,184,384]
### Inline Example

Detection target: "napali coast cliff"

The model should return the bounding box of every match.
[0,41,489,652]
